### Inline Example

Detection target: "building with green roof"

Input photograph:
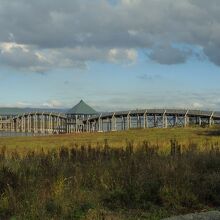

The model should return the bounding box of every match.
[66,100,98,133]
[67,100,97,115]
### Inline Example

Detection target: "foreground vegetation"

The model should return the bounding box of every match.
[0,139,220,219]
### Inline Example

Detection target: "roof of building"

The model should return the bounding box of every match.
[67,100,97,115]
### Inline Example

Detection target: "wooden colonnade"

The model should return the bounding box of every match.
[85,110,217,132]
[11,113,66,134]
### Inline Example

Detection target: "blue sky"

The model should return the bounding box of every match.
[0,0,220,111]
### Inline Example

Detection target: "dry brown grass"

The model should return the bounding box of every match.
[0,126,220,154]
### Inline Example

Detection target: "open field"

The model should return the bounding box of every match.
[0,127,220,154]
[0,127,220,219]
[0,141,220,219]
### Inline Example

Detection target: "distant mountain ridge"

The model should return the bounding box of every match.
[0,107,68,116]
[0,100,100,116]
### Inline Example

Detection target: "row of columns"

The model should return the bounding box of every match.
[86,111,216,132]
[0,116,13,131]
[66,115,85,133]
[0,111,217,134]
[11,114,66,134]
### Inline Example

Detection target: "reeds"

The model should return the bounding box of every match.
[0,140,219,219]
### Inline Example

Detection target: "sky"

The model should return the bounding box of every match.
[0,0,220,111]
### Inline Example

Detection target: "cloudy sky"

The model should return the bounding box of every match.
[0,0,220,111]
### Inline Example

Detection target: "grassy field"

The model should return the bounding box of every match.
[0,127,219,219]
[0,126,220,154]
[0,140,220,219]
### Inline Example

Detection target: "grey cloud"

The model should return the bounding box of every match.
[0,44,84,72]
[0,0,220,71]
[149,45,189,65]
[204,42,220,66]
[0,44,136,72]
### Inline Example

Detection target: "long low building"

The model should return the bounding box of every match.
[0,100,220,134]
[85,109,220,132]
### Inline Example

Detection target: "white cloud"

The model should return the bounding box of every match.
[15,101,32,108]
[108,48,137,63]
[0,42,29,53]
[192,102,203,109]
[42,100,63,108]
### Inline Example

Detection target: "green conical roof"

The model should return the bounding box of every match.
[67,100,97,115]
